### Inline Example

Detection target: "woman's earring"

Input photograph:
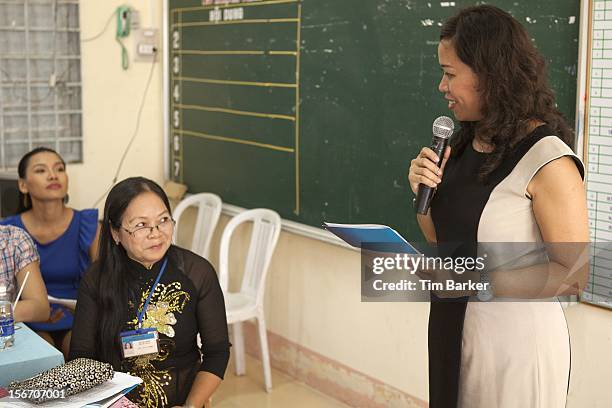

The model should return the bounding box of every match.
[64,194,69,204]
[23,194,29,208]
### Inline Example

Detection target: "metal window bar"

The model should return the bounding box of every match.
[0,27,80,32]
[52,0,58,153]
[0,82,82,87]
[0,86,4,167]
[2,109,81,116]
[4,137,82,144]
[0,0,82,169]
[0,0,77,4]
[25,0,32,152]
[1,55,81,60]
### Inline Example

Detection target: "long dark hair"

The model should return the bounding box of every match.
[440,5,574,181]
[97,177,172,367]
[17,147,67,213]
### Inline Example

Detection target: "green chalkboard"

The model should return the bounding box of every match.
[167,0,580,241]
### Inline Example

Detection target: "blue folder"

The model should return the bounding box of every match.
[323,222,420,254]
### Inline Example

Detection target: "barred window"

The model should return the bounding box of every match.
[0,0,82,170]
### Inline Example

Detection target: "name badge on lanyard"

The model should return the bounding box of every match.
[120,328,159,358]
[119,258,168,359]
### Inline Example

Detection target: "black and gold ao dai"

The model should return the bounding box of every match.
[69,246,230,407]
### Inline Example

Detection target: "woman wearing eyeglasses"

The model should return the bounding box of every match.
[69,177,229,408]
[0,147,100,358]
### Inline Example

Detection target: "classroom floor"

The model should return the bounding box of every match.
[213,355,350,408]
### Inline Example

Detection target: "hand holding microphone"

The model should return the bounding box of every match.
[408,116,454,214]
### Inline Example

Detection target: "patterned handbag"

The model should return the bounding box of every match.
[8,358,114,404]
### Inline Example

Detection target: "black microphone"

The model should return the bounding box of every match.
[415,116,454,215]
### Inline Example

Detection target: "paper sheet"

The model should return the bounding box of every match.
[47,295,77,309]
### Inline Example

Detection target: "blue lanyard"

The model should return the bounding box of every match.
[137,258,168,329]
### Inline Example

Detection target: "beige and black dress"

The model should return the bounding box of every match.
[429,125,583,408]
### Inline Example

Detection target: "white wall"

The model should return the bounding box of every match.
[75,1,612,406]
[70,0,164,212]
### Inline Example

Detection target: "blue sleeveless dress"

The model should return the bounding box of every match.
[0,209,98,331]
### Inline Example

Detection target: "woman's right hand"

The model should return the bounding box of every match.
[47,307,65,323]
[408,146,451,195]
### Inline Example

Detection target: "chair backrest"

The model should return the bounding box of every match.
[219,209,281,305]
[173,193,223,259]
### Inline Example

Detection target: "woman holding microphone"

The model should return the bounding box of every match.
[408,5,588,408]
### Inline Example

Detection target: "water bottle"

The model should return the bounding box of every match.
[0,284,15,350]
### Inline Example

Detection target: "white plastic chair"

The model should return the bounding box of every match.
[173,193,222,259]
[219,209,281,392]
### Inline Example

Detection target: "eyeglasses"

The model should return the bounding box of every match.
[121,216,175,240]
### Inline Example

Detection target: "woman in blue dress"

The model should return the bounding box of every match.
[1,147,100,358]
